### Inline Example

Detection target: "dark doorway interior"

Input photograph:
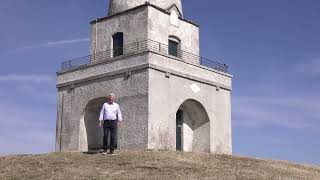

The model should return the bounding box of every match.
[176,109,183,151]
[84,98,106,151]
[113,32,123,57]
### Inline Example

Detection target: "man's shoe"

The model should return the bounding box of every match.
[108,151,115,155]
[101,152,108,155]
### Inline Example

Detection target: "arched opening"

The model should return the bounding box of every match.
[84,97,107,151]
[176,99,210,153]
[168,35,181,58]
[112,32,124,57]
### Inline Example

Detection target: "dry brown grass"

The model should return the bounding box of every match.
[0,150,319,180]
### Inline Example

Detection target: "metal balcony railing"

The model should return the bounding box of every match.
[60,39,228,73]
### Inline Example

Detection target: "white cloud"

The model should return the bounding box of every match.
[0,74,56,101]
[233,57,320,130]
[0,74,54,84]
[46,38,89,46]
[233,95,320,130]
[2,37,89,55]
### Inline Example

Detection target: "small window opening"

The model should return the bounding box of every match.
[112,32,123,57]
[168,36,181,57]
[169,40,179,57]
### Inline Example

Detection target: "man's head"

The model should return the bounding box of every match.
[107,93,115,104]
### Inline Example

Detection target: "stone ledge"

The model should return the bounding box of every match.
[57,63,232,91]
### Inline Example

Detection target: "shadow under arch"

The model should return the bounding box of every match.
[176,99,210,153]
[83,97,107,151]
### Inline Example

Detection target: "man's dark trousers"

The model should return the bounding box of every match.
[103,120,117,153]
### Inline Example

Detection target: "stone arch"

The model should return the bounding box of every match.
[176,99,210,153]
[81,97,107,151]
[169,35,181,43]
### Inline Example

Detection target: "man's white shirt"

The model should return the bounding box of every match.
[99,102,123,121]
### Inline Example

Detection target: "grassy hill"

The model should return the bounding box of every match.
[1,151,319,180]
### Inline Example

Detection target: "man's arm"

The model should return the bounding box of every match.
[117,104,123,127]
[117,105,123,121]
[98,104,105,127]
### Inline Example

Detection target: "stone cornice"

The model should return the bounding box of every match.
[90,2,199,27]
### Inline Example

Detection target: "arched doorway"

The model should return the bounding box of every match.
[84,97,107,151]
[176,99,210,153]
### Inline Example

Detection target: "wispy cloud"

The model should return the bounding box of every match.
[0,103,55,155]
[46,38,89,46]
[2,37,89,55]
[0,74,54,84]
[0,74,56,155]
[294,58,320,77]
[233,95,320,130]
[233,57,320,130]
[0,74,56,104]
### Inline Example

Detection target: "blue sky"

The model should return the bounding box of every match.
[0,0,319,165]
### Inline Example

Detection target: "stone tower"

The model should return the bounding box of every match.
[56,0,233,154]
[108,0,183,17]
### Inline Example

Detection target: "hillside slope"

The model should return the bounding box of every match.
[1,151,319,180]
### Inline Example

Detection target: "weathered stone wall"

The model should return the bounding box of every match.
[90,4,199,65]
[147,53,232,154]
[57,53,149,86]
[56,55,150,152]
[147,6,200,61]
[56,51,232,154]
[148,53,232,89]
[90,6,148,56]
[56,3,232,154]
[212,88,232,154]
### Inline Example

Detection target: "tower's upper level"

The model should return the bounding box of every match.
[108,0,183,17]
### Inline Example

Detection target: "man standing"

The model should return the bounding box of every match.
[99,93,122,155]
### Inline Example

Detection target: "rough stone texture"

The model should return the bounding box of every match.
[147,55,232,154]
[57,53,149,86]
[91,6,148,55]
[213,88,232,154]
[56,66,149,152]
[148,53,232,88]
[108,0,183,17]
[91,4,199,63]
[56,1,232,155]
[147,6,199,57]
[56,51,232,154]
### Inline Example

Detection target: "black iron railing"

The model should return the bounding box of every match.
[60,39,228,73]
